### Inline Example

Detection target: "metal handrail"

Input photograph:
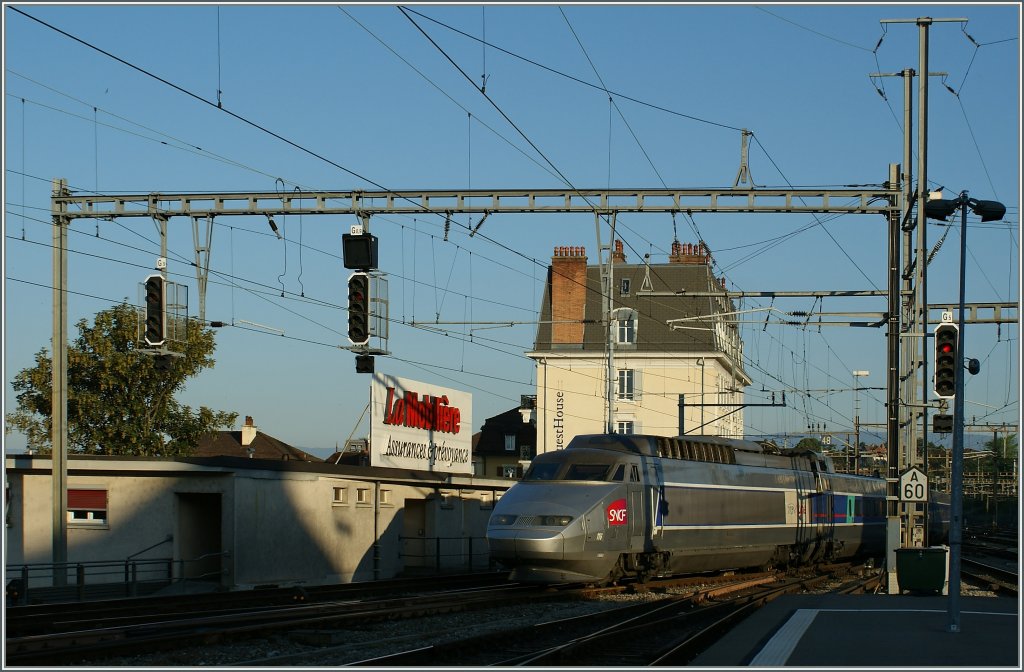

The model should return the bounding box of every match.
[127,534,173,560]
[398,535,491,571]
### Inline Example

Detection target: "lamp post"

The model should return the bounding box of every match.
[853,371,870,475]
[924,190,1005,633]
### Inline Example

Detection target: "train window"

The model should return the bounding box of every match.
[523,462,561,481]
[564,463,612,481]
[611,464,625,481]
[630,465,640,482]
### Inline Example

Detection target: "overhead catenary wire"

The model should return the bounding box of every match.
[8,8,1014,439]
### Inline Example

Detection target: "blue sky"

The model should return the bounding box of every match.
[3,3,1020,457]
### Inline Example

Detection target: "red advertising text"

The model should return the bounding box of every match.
[383,387,462,435]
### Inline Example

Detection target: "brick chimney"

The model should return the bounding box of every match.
[241,416,257,447]
[612,239,626,263]
[669,240,710,265]
[551,246,587,344]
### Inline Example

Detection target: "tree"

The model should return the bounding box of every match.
[983,433,1018,460]
[794,437,823,452]
[6,302,237,456]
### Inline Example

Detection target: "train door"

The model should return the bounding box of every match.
[811,460,834,552]
[791,457,815,557]
[627,463,645,551]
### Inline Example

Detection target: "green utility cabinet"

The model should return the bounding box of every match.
[895,546,949,594]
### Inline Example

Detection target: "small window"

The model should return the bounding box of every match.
[616,420,634,435]
[68,488,107,526]
[333,486,348,505]
[519,445,531,460]
[501,465,518,478]
[504,434,516,452]
[616,316,636,344]
[617,369,635,401]
[380,489,392,506]
[619,278,631,296]
[630,465,641,482]
[356,488,370,505]
[611,464,625,481]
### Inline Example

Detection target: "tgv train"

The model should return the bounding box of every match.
[487,433,949,584]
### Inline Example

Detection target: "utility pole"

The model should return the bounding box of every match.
[51,178,69,586]
[880,14,966,594]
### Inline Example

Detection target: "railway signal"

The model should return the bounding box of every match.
[347,272,370,346]
[933,323,958,399]
[144,274,166,346]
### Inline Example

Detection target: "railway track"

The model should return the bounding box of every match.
[344,570,854,667]
[5,571,510,637]
[961,556,1018,597]
[4,573,532,665]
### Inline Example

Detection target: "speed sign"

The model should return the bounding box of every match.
[899,467,928,502]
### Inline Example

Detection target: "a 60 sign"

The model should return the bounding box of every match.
[902,481,926,501]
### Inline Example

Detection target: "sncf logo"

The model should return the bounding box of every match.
[606,498,627,526]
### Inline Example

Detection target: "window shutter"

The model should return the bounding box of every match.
[68,489,107,510]
[633,370,643,400]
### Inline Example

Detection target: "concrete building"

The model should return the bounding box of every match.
[528,241,750,451]
[473,400,538,479]
[4,453,511,597]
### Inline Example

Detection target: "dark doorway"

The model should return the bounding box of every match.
[402,499,428,569]
[176,493,222,583]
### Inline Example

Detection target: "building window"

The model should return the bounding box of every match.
[619,278,631,296]
[616,313,636,344]
[519,445,531,460]
[617,420,635,435]
[332,486,348,505]
[67,488,107,526]
[504,433,516,452]
[617,369,636,401]
[356,488,370,506]
[501,465,519,478]
[380,489,392,506]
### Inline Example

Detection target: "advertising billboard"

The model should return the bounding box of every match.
[370,373,473,475]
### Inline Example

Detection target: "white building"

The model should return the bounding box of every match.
[4,453,511,600]
[528,241,750,452]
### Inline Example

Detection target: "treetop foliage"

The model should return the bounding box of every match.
[6,302,237,456]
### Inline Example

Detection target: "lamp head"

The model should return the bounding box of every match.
[924,198,960,221]
[968,199,1006,222]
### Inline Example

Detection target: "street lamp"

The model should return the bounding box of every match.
[853,371,870,474]
[924,190,1005,633]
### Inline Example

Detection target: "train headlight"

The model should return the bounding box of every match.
[491,514,517,525]
[538,515,574,527]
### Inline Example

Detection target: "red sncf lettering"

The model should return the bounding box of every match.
[606,498,627,526]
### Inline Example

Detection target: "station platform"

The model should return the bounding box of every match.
[691,593,1019,668]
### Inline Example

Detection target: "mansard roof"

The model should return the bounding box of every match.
[531,260,747,382]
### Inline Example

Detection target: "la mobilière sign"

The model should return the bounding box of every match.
[370,373,473,475]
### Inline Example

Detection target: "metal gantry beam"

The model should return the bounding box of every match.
[52,186,900,219]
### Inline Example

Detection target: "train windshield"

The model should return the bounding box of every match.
[522,457,617,482]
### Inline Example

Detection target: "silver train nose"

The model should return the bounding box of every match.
[487,527,565,560]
